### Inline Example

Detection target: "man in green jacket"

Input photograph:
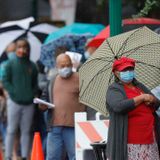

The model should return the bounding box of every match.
[2,39,38,160]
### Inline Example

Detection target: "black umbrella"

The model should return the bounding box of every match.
[0,17,58,62]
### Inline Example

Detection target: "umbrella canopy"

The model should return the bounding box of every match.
[40,34,93,68]
[79,26,160,116]
[44,23,105,44]
[0,17,58,62]
[88,18,160,48]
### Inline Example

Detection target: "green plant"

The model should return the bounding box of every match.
[133,0,160,17]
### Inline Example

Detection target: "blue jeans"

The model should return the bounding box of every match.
[46,126,75,160]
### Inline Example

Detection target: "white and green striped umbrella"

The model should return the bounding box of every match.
[79,26,160,116]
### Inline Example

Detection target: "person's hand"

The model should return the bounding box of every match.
[134,94,157,107]
[38,104,48,111]
[142,94,157,105]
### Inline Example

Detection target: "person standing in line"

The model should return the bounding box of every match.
[0,42,20,159]
[0,84,7,150]
[2,39,38,160]
[0,42,16,81]
[83,38,97,61]
[106,57,160,160]
[39,54,86,160]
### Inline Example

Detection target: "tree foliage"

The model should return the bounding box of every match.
[97,0,160,18]
[134,0,160,17]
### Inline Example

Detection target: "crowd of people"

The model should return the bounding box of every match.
[0,36,160,160]
[0,37,97,160]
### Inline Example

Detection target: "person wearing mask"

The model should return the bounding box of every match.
[84,46,97,60]
[5,42,17,60]
[2,39,38,160]
[39,54,85,160]
[84,38,97,61]
[106,57,160,160]
[0,42,16,81]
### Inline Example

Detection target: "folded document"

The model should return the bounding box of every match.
[33,98,55,109]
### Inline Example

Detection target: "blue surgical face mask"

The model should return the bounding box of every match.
[84,51,90,59]
[7,52,16,59]
[119,70,135,83]
[58,67,72,78]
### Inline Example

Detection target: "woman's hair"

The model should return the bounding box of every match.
[114,74,120,83]
[0,87,5,97]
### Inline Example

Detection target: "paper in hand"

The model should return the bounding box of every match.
[65,51,82,63]
[33,98,55,109]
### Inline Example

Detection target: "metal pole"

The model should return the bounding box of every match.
[109,0,122,37]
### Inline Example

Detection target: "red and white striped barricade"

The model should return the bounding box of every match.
[75,112,109,160]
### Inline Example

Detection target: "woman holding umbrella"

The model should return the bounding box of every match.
[106,57,160,160]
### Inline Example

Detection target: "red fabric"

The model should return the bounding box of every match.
[123,18,160,25]
[124,85,155,144]
[112,57,135,72]
[87,26,110,48]
[87,18,160,48]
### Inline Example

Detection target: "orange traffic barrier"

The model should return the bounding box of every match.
[31,132,44,160]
